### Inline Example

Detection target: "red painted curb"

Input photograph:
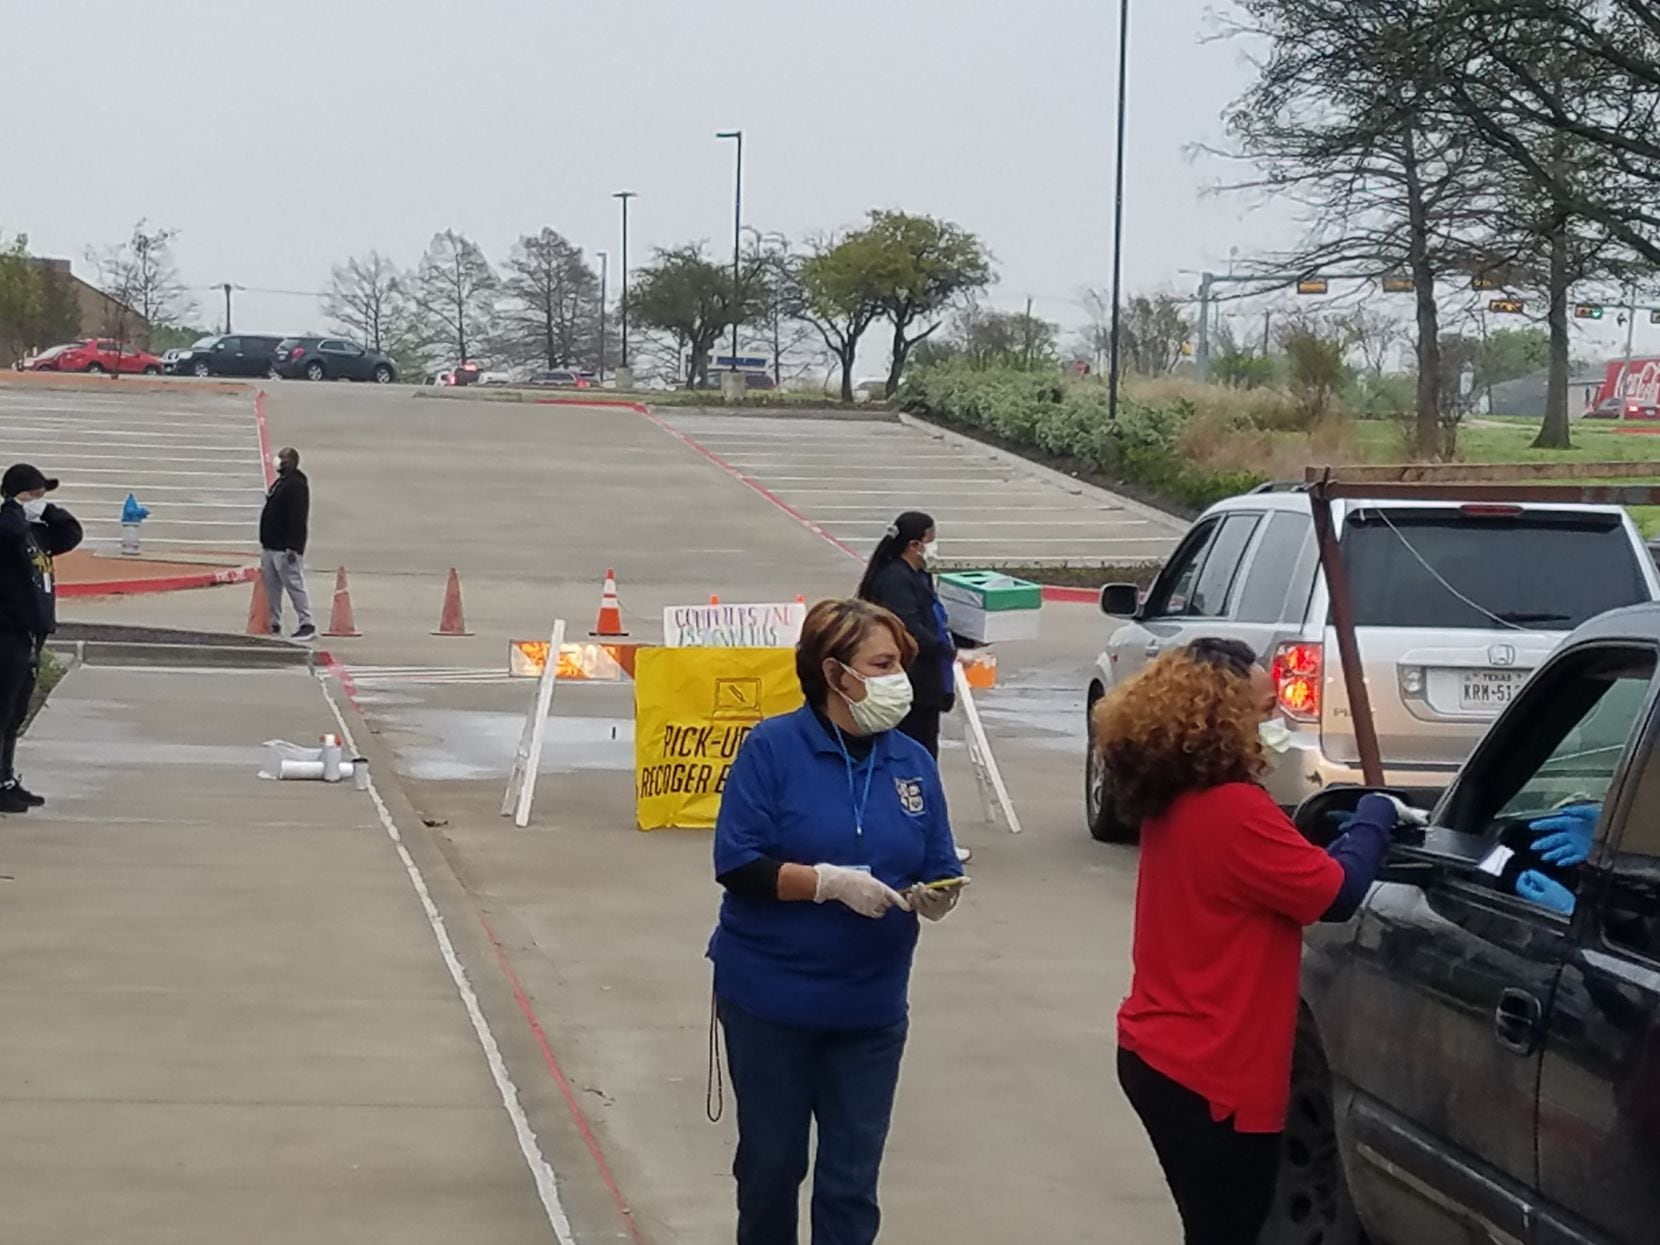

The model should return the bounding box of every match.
[59,564,257,598]
[1042,585,1101,604]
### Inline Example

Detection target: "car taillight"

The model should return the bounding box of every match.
[1459,503,1523,517]
[1272,642,1323,721]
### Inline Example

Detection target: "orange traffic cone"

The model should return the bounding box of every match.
[709,594,720,605]
[246,573,272,636]
[433,567,473,636]
[324,567,361,638]
[591,568,629,637]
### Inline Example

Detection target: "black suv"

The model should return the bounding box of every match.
[1276,603,1660,1245]
[168,334,284,378]
[272,337,397,383]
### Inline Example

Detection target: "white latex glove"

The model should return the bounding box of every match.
[1377,794,1430,827]
[813,864,911,919]
[908,882,964,923]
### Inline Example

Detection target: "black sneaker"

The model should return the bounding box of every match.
[12,781,44,808]
[293,625,317,642]
[0,784,30,814]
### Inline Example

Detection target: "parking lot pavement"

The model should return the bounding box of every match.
[0,384,265,555]
[5,665,560,1243]
[649,408,1185,566]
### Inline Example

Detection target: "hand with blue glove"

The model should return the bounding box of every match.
[1516,868,1577,915]
[1528,802,1600,868]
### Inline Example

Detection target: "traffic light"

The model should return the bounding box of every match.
[1381,276,1414,293]
[1296,278,1329,295]
[1574,304,1605,320]
[1650,309,1660,326]
[1489,299,1526,315]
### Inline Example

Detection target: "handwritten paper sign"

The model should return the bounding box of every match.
[662,602,807,649]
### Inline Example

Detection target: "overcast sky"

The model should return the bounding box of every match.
[1,0,1639,361]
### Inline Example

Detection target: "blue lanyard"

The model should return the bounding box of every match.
[834,725,876,840]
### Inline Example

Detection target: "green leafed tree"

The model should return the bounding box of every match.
[791,231,887,401]
[0,232,43,365]
[628,244,763,388]
[855,210,994,396]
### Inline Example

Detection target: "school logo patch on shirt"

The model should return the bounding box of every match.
[895,777,926,816]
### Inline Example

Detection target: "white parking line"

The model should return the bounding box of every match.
[0,453,265,466]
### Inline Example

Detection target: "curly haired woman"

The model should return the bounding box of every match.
[1094,637,1404,1245]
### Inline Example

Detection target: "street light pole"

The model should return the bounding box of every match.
[596,250,608,384]
[717,130,744,368]
[613,191,637,374]
[1107,0,1131,427]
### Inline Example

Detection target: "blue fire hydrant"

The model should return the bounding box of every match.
[120,493,150,556]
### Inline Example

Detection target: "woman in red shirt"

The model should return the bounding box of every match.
[1094,638,1400,1244]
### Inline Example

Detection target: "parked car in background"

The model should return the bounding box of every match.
[1085,485,1660,841]
[168,334,283,378]
[1276,603,1660,1245]
[23,343,75,371]
[694,369,776,391]
[159,348,184,372]
[271,337,396,383]
[30,338,163,375]
[526,369,592,389]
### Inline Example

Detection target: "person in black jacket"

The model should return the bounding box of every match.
[259,446,314,641]
[856,511,956,758]
[0,463,82,813]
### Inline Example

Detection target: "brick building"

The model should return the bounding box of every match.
[0,258,150,369]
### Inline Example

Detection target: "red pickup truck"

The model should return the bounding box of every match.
[28,339,164,375]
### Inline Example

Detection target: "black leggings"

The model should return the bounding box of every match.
[1117,1048,1282,1245]
[0,632,38,783]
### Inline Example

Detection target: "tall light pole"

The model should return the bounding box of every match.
[596,250,609,384]
[614,191,637,374]
[1107,0,1131,427]
[717,130,744,368]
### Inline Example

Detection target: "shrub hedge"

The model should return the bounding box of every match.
[900,363,1265,513]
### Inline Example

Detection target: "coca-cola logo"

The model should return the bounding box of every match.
[1621,360,1660,404]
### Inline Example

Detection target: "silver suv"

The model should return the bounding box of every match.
[1084,486,1660,841]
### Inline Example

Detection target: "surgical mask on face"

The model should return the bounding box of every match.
[922,540,941,570]
[838,663,914,735]
[1259,718,1294,754]
[272,456,287,475]
[21,498,48,522]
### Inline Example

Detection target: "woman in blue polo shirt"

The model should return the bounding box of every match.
[709,597,966,1245]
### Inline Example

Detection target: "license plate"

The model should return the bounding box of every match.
[1459,669,1526,711]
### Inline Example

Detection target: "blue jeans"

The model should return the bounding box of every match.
[719,997,909,1245]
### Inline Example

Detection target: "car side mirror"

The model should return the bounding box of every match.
[1292,785,1430,847]
[1100,583,1141,618]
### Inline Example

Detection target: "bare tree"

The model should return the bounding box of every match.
[86,219,196,362]
[1121,293,1194,375]
[414,230,497,364]
[324,252,411,353]
[497,228,600,370]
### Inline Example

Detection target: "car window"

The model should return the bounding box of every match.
[219,337,240,351]
[192,336,217,349]
[1236,512,1314,623]
[1145,519,1219,617]
[1342,508,1648,631]
[1598,731,1660,963]
[1185,514,1262,618]
[1445,647,1657,838]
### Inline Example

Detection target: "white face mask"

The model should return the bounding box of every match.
[272,456,286,475]
[21,498,48,522]
[922,539,941,570]
[1259,719,1294,754]
[838,663,915,735]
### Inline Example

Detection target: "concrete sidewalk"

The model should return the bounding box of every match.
[0,665,558,1243]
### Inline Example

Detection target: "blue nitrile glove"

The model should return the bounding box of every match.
[1516,869,1577,915]
[1528,803,1599,868]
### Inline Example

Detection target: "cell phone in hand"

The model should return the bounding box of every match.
[917,876,970,892]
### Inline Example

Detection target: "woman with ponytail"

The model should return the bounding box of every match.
[856,511,956,760]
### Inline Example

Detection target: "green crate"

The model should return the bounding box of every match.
[936,571,1043,613]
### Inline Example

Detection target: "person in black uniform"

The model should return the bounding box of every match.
[0,463,82,813]
[856,510,961,753]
